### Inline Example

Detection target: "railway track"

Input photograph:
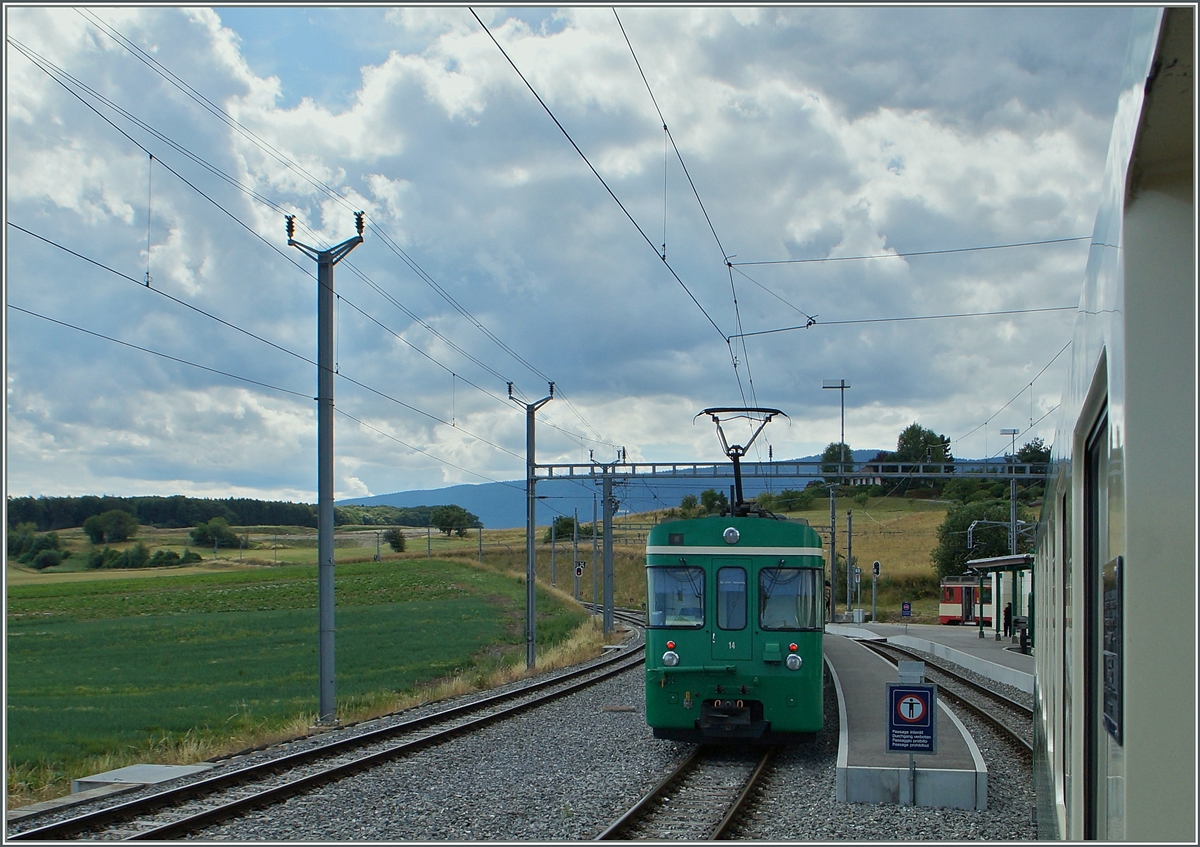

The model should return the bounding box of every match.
[9,639,646,841]
[596,746,775,840]
[860,640,1033,752]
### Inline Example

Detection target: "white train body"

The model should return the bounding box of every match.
[1032,7,1194,841]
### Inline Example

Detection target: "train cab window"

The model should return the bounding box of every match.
[716,567,747,630]
[646,566,705,627]
[759,567,822,631]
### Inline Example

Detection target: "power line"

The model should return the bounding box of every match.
[8,220,527,463]
[728,306,1076,340]
[470,8,728,344]
[12,38,617,461]
[7,304,312,399]
[612,8,754,410]
[7,221,317,367]
[17,24,616,455]
[75,11,616,449]
[953,339,1072,447]
[730,236,1092,266]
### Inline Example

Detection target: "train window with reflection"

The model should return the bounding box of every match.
[759,568,823,630]
[717,567,747,630]
[647,566,705,627]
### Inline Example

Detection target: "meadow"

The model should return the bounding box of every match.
[6,556,590,806]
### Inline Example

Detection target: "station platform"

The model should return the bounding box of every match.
[828,621,1034,694]
[823,633,987,810]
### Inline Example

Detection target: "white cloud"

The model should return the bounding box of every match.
[4,6,1132,502]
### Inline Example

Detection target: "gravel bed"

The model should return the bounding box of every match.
[889,644,1034,711]
[736,673,1036,840]
[10,631,1036,841]
[197,667,691,841]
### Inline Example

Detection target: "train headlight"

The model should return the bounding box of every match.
[785,653,802,671]
[662,650,680,667]
[723,527,740,544]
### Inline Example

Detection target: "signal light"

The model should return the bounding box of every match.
[789,643,798,652]
[666,641,675,650]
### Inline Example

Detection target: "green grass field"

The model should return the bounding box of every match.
[7,495,952,805]
[6,557,585,805]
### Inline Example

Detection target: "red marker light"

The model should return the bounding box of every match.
[789,643,798,652]
[666,641,676,650]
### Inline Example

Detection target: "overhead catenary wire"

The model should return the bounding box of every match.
[470,8,729,347]
[613,8,756,411]
[12,33,619,462]
[728,306,1077,340]
[73,8,604,430]
[9,301,528,484]
[21,22,617,454]
[953,339,1073,449]
[731,236,1092,266]
[7,221,528,463]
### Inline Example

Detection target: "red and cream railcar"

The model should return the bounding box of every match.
[938,574,994,625]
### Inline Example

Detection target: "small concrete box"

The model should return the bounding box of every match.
[71,763,214,794]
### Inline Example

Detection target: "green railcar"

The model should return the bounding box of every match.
[645,514,825,743]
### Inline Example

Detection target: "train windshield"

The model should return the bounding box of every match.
[759,567,823,631]
[646,566,705,627]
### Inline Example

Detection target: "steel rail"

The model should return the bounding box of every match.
[594,747,702,840]
[10,644,645,841]
[595,747,775,840]
[710,746,775,839]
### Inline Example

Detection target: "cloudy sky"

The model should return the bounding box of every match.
[5,5,1136,504]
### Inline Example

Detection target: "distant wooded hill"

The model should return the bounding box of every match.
[6,495,440,532]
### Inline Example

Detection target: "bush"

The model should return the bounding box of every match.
[148,549,181,568]
[7,522,39,558]
[382,528,406,553]
[31,549,64,570]
[180,548,202,564]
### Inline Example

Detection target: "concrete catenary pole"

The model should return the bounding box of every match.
[513,382,554,670]
[287,212,364,726]
[828,489,837,622]
[602,468,615,634]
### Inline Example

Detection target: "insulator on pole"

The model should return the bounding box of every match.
[286,215,295,239]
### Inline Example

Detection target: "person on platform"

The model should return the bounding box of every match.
[1003,601,1013,637]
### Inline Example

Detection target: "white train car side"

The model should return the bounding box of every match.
[1032,7,1194,842]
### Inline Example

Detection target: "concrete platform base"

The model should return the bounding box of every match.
[825,635,988,811]
[841,762,987,808]
[71,762,214,794]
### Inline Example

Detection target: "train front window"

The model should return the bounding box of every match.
[759,567,822,630]
[716,567,747,630]
[647,566,705,627]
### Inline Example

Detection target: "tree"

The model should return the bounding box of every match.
[189,517,240,548]
[821,441,853,484]
[894,423,953,464]
[1017,437,1051,466]
[82,510,139,544]
[543,515,593,544]
[931,499,1033,579]
[699,488,729,515]
[430,504,479,537]
[382,528,406,552]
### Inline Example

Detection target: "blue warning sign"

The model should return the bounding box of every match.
[886,682,938,754]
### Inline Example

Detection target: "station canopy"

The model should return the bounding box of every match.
[965,554,1033,575]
